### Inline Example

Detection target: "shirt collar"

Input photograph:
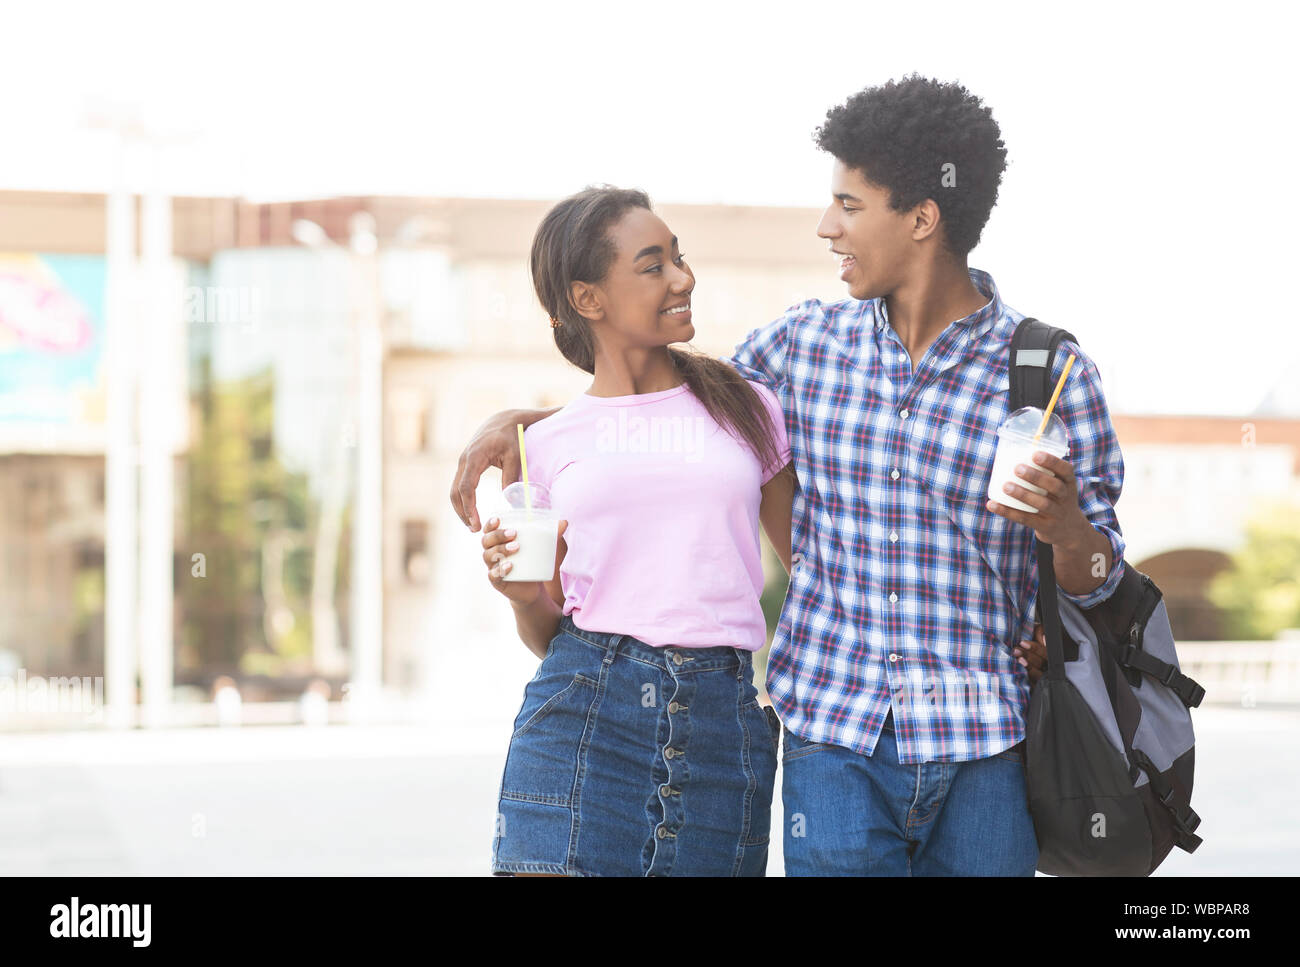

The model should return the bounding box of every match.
[874,267,1003,333]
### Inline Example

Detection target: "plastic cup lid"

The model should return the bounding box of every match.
[998,406,1069,451]
[502,480,553,511]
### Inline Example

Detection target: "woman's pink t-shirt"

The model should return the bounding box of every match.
[522,379,791,652]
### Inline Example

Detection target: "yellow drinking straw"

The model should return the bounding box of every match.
[1034,354,1077,442]
[516,423,532,519]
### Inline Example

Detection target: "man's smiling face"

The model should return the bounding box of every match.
[816,158,918,302]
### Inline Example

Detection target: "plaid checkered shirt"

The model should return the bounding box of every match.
[722,268,1126,764]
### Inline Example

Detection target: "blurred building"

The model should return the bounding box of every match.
[1113,415,1300,639]
[2,189,1298,728]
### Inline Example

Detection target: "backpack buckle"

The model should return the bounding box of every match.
[1160,666,1178,686]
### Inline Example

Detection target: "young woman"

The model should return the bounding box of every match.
[478,186,797,876]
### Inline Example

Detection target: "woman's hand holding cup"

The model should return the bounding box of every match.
[482,515,568,605]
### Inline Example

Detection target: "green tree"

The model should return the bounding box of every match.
[182,363,341,680]
[1207,499,1300,639]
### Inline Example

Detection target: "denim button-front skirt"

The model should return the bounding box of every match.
[491,614,780,876]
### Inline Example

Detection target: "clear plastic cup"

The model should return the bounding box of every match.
[496,481,561,582]
[987,406,1070,514]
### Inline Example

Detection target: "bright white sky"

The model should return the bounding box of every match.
[3,0,1297,417]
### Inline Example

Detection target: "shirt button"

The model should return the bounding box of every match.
[899,408,909,420]
[897,352,907,363]
[889,653,900,662]
[888,592,899,603]
[890,469,901,480]
[659,783,674,797]
[664,747,678,759]
[889,531,899,543]
[657,827,668,839]
[668,701,680,714]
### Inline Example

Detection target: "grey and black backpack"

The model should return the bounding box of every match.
[1010,318,1205,876]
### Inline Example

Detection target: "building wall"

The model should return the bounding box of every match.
[0,454,109,678]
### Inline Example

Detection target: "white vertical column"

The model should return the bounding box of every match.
[310,419,349,677]
[350,249,384,720]
[104,151,138,730]
[139,177,175,728]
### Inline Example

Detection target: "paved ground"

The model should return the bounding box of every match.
[0,705,1295,876]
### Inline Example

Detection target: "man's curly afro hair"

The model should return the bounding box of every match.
[814,74,1008,258]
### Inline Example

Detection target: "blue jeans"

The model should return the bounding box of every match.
[492,614,780,876]
[781,711,1038,876]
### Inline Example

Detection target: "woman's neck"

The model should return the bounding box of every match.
[586,347,683,397]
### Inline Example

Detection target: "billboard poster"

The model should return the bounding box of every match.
[0,253,106,449]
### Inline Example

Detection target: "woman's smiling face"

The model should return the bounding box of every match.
[581,207,695,348]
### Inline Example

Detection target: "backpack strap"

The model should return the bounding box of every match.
[1009,317,1078,413]
[1035,541,1070,682]
[1009,317,1080,668]
[1130,748,1204,854]
[1081,561,1207,707]
[1117,644,1206,708]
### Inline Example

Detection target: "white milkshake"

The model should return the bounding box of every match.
[497,481,561,582]
[987,407,1070,514]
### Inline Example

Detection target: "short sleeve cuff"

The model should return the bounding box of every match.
[1061,523,1127,609]
[722,355,785,394]
[761,451,793,485]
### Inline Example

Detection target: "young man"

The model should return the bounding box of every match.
[450,74,1126,876]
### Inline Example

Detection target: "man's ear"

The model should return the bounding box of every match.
[910,197,943,244]
[569,280,605,324]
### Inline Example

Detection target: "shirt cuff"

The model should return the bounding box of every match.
[1060,523,1127,609]
[761,451,793,485]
